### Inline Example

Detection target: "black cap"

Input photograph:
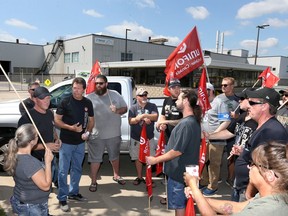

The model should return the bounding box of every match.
[235,88,255,99]
[33,86,50,99]
[279,88,288,94]
[246,87,280,108]
[168,78,181,88]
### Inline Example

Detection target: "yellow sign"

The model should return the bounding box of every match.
[44,79,51,86]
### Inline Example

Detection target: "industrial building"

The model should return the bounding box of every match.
[0,34,287,91]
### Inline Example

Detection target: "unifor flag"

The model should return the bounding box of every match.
[155,130,165,176]
[139,124,149,163]
[163,26,204,96]
[258,67,280,88]
[197,67,211,115]
[146,164,153,198]
[86,59,102,94]
[198,138,207,176]
[185,138,207,216]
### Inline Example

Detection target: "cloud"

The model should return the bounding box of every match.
[0,30,30,43]
[135,0,156,8]
[240,37,278,50]
[5,18,37,30]
[266,18,288,27]
[83,9,104,18]
[236,0,288,19]
[186,6,209,20]
[104,21,179,46]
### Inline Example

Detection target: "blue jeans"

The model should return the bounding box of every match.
[167,178,186,209]
[10,196,48,216]
[57,142,85,201]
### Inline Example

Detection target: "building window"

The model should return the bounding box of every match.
[72,52,79,63]
[64,53,70,63]
[121,53,133,61]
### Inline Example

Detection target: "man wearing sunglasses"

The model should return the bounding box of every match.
[200,77,239,196]
[235,87,288,200]
[86,74,128,191]
[276,88,288,131]
[19,81,40,115]
[128,88,158,186]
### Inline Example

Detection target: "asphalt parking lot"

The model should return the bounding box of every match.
[0,91,232,216]
[0,153,233,216]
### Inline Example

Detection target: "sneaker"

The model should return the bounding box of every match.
[202,188,218,196]
[199,184,207,190]
[59,201,69,212]
[68,193,87,201]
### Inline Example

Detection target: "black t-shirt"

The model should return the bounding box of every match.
[227,112,258,147]
[18,109,54,161]
[56,96,94,145]
[235,117,288,189]
[161,97,183,141]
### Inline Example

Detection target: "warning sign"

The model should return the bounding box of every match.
[44,79,51,86]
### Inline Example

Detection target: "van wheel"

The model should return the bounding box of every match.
[0,144,8,172]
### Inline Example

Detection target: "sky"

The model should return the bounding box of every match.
[1,0,288,57]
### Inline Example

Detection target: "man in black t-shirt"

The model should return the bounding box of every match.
[55,77,94,212]
[234,87,288,201]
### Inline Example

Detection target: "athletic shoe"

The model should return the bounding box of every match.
[59,201,69,212]
[68,193,87,201]
[202,188,218,196]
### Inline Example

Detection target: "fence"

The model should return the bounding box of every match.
[0,73,75,91]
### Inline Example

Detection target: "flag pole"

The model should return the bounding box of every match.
[278,99,288,110]
[148,196,151,216]
[0,64,47,149]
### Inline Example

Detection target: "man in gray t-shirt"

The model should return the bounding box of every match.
[200,77,238,195]
[86,75,128,190]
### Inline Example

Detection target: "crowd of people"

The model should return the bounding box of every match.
[3,74,288,215]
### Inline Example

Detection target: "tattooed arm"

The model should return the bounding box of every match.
[206,198,248,215]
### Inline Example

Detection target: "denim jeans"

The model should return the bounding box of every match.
[57,142,85,201]
[10,196,48,216]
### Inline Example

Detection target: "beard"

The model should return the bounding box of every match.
[95,86,107,96]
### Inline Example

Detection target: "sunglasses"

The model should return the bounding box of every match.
[248,101,265,106]
[29,88,35,91]
[250,162,279,178]
[95,82,105,85]
[221,84,230,87]
[283,93,288,97]
[138,94,147,97]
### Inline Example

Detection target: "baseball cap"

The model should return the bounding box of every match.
[279,88,288,94]
[168,78,181,88]
[235,88,255,99]
[246,87,280,107]
[33,86,51,99]
[206,83,214,91]
[136,88,148,96]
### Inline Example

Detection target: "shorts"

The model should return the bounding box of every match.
[88,136,121,163]
[167,178,186,209]
[129,138,156,161]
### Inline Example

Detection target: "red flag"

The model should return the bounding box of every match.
[258,67,280,88]
[139,124,149,163]
[86,59,101,94]
[185,196,196,216]
[164,26,204,81]
[155,130,165,176]
[198,138,207,176]
[163,72,174,96]
[197,68,211,115]
[146,165,153,198]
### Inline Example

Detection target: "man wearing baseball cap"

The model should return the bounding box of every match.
[276,88,288,131]
[235,87,288,200]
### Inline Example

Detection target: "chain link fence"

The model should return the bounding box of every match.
[0,73,75,91]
